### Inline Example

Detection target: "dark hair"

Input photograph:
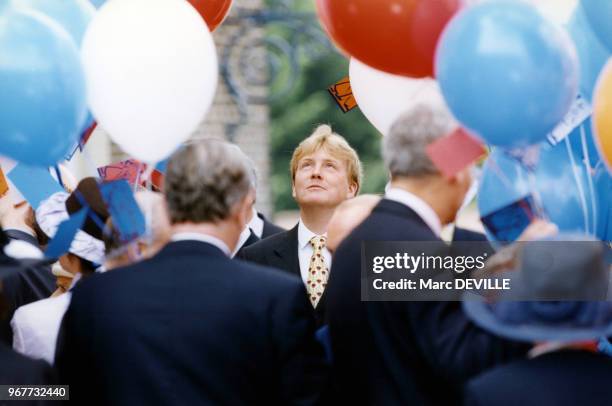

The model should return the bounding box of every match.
[77,257,97,275]
[102,218,122,254]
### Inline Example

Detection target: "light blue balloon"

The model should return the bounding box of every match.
[535,142,593,235]
[567,120,602,168]
[567,4,610,101]
[436,0,579,148]
[478,149,531,217]
[478,142,605,242]
[582,0,612,53]
[593,165,611,240]
[0,7,87,166]
[11,0,95,46]
[89,0,105,9]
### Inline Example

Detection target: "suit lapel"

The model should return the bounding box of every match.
[272,225,301,277]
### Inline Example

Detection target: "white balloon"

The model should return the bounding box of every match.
[81,0,218,163]
[349,58,443,136]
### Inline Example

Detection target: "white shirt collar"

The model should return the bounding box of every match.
[232,227,252,257]
[385,188,442,237]
[248,208,264,239]
[297,220,326,249]
[171,232,231,257]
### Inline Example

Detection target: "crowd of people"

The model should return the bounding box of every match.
[0,100,610,405]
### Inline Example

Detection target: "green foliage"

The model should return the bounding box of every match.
[268,33,387,211]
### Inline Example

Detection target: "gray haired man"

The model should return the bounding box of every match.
[325,103,553,405]
[56,140,328,406]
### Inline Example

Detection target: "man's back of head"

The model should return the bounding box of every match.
[164,139,255,252]
[383,103,472,225]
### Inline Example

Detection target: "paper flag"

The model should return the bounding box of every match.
[45,207,88,259]
[65,121,98,161]
[426,128,487,179]
[99,180,146,243]
[0,166,8,197]
[328,76,358,113]
[481,195,536,243]
[155,159,168,174]
[7,164,63,209]
[98,159,164,191]
[547,94,591,146]
[98,159,144,186]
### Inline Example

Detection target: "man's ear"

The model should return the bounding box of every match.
[291,182,296,199]
[234,190,255,228]
[347,182,358,199]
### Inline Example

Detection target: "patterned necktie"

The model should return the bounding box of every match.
[306,235,328,307]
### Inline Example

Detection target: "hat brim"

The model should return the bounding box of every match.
[463,294,612,343]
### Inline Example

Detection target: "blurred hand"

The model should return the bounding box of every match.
[517,219,559,242]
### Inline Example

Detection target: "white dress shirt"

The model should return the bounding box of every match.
[4,239,43,260]
[11,275,81,365]
[232,227,253,258]
[297,220,332,286]
[171,232,231,257]
[248,208,264,239]
[385,187,442,237]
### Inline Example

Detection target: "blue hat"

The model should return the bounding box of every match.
[463,234,612,342]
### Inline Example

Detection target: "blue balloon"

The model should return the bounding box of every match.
[593,165,611,240]
[89,0,105,9]
[0,7,87,166]
[478,150,531,217]
[536,142,594,234]
[478,142,606,242]
[582,0,612,53]
[436,0,579,148]
[567,120,602,169]
[11,0,95,46]
[567,4,610,101]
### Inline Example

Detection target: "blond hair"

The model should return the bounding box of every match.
[290,125,362,193]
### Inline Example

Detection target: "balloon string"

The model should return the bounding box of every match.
[580,124,598,235]
[525,165,548,222]
[53,165,65,189]
[565,135,590,233]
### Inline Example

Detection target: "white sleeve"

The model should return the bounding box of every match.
[11,308,27,354]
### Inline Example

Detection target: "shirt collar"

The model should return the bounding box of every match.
[171,232,231,257]
[232,226,253,257]
[297,220,326,249]
[248,208,264,239]
[385,187,442,237]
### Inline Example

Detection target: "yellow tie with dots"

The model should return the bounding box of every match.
[307,235,328,307]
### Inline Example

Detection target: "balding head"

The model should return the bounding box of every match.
[327,194,381,253]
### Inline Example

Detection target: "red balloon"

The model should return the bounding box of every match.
[316,0,460,78]
[188,0,233,32]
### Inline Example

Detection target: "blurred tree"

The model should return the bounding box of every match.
[267,1,387,211]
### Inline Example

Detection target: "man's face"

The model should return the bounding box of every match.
[292,148,356,209]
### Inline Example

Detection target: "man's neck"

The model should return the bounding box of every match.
[299,206,335,235]
[172,222,239,253]
[389,178,451,226]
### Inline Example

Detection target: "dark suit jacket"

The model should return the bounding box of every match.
[0,343,56,385]
[0,343,56,406]
[325,199,528,406]
[239,226,326,326]
[0,231,55,346]
[56,240,328,406]
[258,213,285,239]
[452,227,489,242]
[464,350,612,406]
